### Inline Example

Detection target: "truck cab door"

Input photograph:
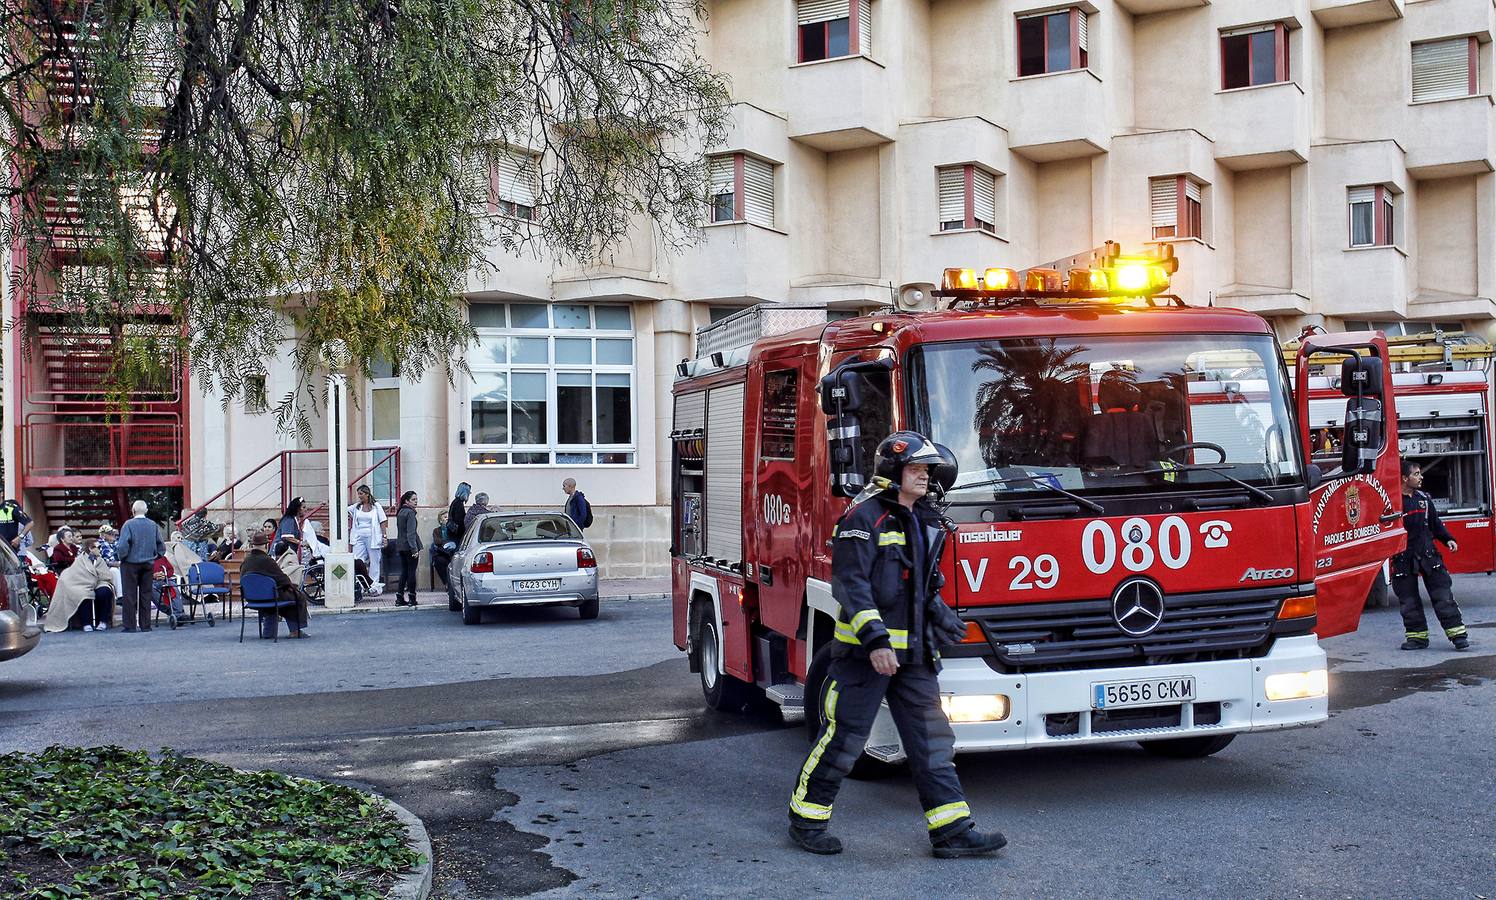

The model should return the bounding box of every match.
[1295,333,1406,637]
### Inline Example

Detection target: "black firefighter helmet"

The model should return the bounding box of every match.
[873,431,959,492]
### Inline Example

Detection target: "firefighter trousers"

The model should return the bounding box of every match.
[1392,553,1466,642]
[789,655,974,842]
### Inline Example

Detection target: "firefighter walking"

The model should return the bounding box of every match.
[787,432,1007,858]
[1394,460,1471,651]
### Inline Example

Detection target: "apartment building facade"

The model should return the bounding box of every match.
[7,0,1494,578]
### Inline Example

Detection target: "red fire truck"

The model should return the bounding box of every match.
[670,244,1405,761]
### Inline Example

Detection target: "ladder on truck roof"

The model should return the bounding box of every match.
[678,303,834,378]
[1284,330,1495,369]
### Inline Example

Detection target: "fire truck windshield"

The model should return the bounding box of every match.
[908,333,1303,499]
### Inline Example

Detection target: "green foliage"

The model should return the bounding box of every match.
[0,0,729,438]
[0,745,422,898]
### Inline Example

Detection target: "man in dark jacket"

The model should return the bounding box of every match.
[1395,459,1470,651]
[562,478,592,531]
[787,432,1006,859]
[240,531,311,637]
[114,500,165,633]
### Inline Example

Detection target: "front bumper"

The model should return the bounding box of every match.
[464,570,599,607]
[867,635,1327,755]
[0,608,43,662]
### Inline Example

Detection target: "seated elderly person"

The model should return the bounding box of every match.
[44,539,115,633]
[239,529,312,638]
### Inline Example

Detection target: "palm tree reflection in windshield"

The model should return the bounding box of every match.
[970,338,1092,470]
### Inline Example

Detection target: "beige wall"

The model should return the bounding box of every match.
[1234,167,1295,290]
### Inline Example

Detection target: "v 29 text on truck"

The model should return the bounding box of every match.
[670,243,1406,763]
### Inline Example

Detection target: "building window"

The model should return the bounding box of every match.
[797,0,870,62]
[490,150,538,220]
[760,370,799,460]
[937,165,999,234]
[1412,37,1478,102]
[1221,23,1288,90]
[467,302,636,466]
[1017,7,1087,77]
[1348,185,1395,248]
[706,153,775,228]
[369,357,400,444]
[1149,176,1203,241]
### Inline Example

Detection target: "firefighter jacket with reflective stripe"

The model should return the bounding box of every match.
[1398,490,1454,561]
[829,493,963,665]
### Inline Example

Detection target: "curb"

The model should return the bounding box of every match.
[377,793,434,900]
[306,591,669,617]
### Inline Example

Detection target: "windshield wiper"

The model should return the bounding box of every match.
[1097,463,1274,504]
[950,475,1105,515]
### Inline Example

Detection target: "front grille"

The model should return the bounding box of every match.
[956,586,1293,673]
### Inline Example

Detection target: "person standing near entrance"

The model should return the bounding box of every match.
[348,485,388,595]
[1394,459,1471,651]
[787,432,1007,858]
[394,491,422,606]
[114,500,164,633]
[562,479,593,531]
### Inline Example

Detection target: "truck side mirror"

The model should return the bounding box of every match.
[819,368,864,415]
[1339,355,1385,475]
[820,359,893,497]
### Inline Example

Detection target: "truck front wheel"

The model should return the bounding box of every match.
[696,614,752,711]
[1139,734,1236,758]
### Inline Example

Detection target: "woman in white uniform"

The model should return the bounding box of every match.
[348,484,388,594]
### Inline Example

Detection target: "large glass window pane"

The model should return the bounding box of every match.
[826,18,850,57]
[800,22,826,62]
[554,304,591,329]
[1249,30,1277,85]
[594,306,632,330]
[470,303,506,327]
[712,191,735,222]
[555,338,591,364]
[511,372,548,444]
[1045,12,1071,73]
[597,338,633,364]
[1018,15,1046,76]
[597,373,632,444]
[558,372,594,444]
[1222,33,1251,89]
[511,303,548,328]
[372,387,400,441]
[476,336,508,365]
[513,337,548,364]
[370,356,396,379]
[1350,201,1374,246]
[470,373,509,444]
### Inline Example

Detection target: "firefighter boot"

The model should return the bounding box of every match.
[1400,632,1429,651]
[932,827,1008,859]
[788,824,843,855]
[1450,628,1471,651]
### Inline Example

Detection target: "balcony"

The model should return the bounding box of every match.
[1008,69,1110,161]
[1214,82,1310,170]
[1311,0,1403,28]
[23,415,184,488]
[466,237,554,302]
[24,325,181,407]
[1405,94,1496,178]
[785,56,894,152]
[671,222,788,303]
[1314,246,1410,318]
[1114,0,1209,12]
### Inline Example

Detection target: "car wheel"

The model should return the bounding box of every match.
[578,596,600,620]
[461,599,481,626]
[1139,734,1236,759]
[448,580,460,612]
[803,641,905,780]
[696,614,751,712]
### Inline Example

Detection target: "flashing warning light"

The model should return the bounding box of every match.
[1111,260,1171,295]
[942,267,979,291]
[982,267,1019,291]
[1024,268,1063,292]
[1067,267,1109,293]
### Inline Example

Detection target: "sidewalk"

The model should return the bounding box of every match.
[307,576,669,616]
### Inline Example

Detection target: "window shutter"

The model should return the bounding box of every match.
[1150,177,1178,228]
[798,0,846,25]
[1220,23,1274,37]
[1347,186,1375,204]
[742,157,775,227]
[938,167,966,223]
[709,155,735,194]
[495,152,537,208]
[1077,10,1088,52]
[858,0,872,54]
[972,168,997,226]
[1412,38,1470,102]
[1183,178,1202,203]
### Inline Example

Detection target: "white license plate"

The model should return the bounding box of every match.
[1091,676,1196,710]
[514,578,561,592]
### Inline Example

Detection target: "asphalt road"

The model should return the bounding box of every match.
[2,585,1495,898]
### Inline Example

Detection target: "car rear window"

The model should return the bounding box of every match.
[477,515,581,543]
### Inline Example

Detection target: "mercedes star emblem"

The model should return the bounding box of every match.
[1112,578,1166,637]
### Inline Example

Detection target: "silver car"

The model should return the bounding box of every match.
[0,541,42,662]
[448,512,600,625]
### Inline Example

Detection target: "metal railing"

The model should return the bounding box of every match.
[178,446,400,532]
[22,414,182,478]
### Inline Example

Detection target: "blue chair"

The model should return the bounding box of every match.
[187,562,231,622]
[239,572,296,643]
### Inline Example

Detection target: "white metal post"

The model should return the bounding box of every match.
[323,371,356,608]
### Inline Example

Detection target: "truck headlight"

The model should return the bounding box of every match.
[940,694,1011,723]
[1264,669,1329,701]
